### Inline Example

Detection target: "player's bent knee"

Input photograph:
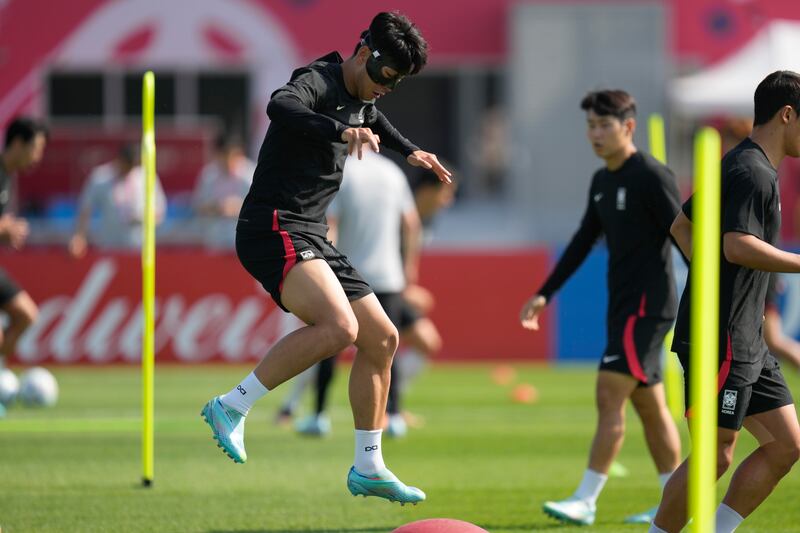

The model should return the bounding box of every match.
[7,294,38,328]
[717,446,735,475]
[772,438,800,469]
[324,315,359,351]
[384,325,399,356]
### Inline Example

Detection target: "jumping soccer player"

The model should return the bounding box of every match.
[520,90,682,525]
[650,70,800,533]
[200,11,450,505]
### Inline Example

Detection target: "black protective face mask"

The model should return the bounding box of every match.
[360,33,408,90]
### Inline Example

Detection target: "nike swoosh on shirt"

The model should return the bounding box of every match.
[336,105,346,111]
[593,193,603,202]
[602,355,620,364]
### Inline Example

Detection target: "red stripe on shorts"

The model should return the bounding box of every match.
[685,332,733,418]
[622,293,648,384]
[272,210,297,292]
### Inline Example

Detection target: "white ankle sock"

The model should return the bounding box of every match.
[573,469,607,506]
[354,429,386,475]
[220,372,269,416]
[659,471,673,490]
[715,503,744,533]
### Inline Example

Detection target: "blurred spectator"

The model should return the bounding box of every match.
[68,144,165,257]
[764,273,800,371]
[0,117,47,373]
[469,106,509,196]
[191,134,255,250]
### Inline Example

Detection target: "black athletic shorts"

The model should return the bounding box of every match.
[601,314,673,386]
[679,349,794,431]
[0,267,21,306]
[235,211,372,312]
[375,292,404,329]
[398,297,421,330]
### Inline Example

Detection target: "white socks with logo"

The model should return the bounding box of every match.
[573,469,608,506]
[354,429,386,475]
[220,372,269,416]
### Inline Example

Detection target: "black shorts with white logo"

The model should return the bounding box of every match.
[600,315,673,386]
[236,211,372,312]
[679,351,793,430]
[0,267,21,306]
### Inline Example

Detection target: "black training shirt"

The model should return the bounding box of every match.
[538,151,681,321]
[239,52,420,236]
[672,138,781,363]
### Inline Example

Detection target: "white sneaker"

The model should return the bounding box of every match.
[624,505,658,524]
[295,414,331,437]
[543,496,596,526]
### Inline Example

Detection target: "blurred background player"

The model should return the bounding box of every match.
[201,11,451,504]
[68,144,166,256]
[192,134,255,250]
[388,169,455,434]
[519,90,683,526]
[654,71,800,533]
[0,117,48,416]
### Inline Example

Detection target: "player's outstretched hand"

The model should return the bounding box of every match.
[407,151,452,184]
[0,215,29,250]
[341,127,380,159]
[520,294,547,331]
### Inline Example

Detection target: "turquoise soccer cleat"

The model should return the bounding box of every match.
[346,466,425,505]
[624,505,658,524]
[201,397,247,464]
[543,497,596,526]
[295,414,331,437]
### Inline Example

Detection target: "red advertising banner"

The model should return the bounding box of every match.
[5,249,552,365]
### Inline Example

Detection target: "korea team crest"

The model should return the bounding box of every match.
[722,389,738,414]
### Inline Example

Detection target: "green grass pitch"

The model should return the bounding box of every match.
[1,363,799,532]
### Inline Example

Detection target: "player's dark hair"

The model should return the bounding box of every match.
[753,70,800,126]
[580,90,636,122]
[410,163,456,192]
[4,116,48,149]
[354,12,428,76]
[118,143,137,167]
[214,133,244,152]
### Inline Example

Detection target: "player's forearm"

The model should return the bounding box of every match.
[267,94,346,142]
[538,230,596,300]
[764,315,800,369]
[723,232,800,272]
[670,213,693,260]
[74,210,90,237]
[401,213,422,285]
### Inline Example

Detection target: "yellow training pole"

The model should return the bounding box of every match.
[141,71,156,488]
[648,113,667,163]
[688,127,721,532]
[648,113,684,421]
